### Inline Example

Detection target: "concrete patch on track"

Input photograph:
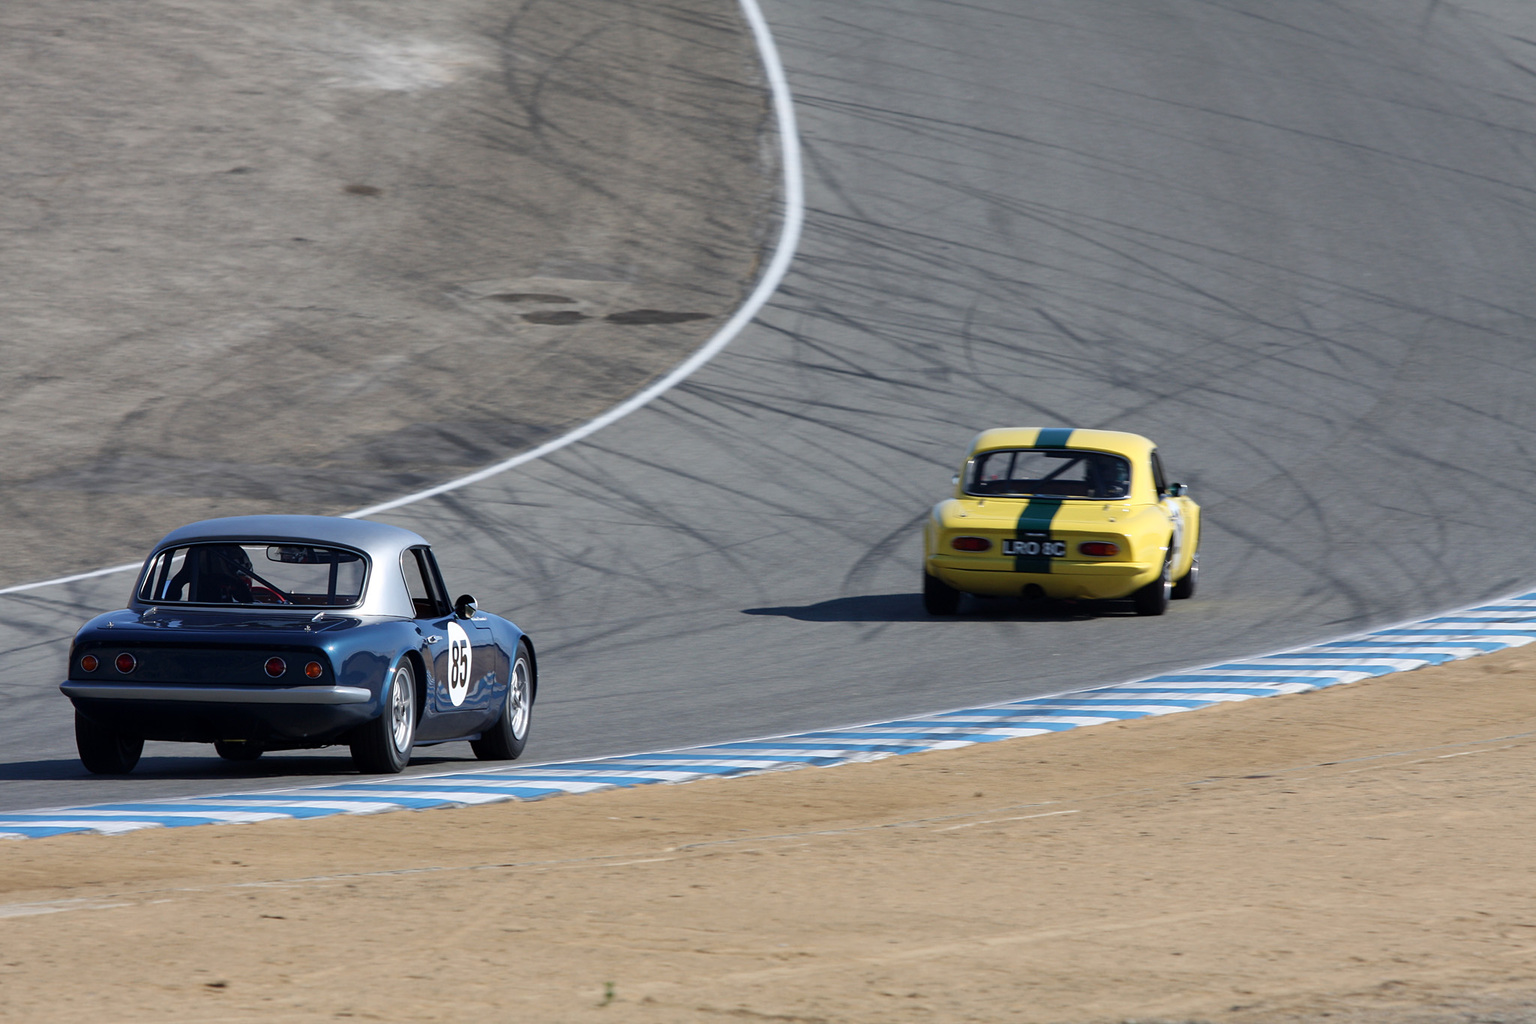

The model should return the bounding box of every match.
[0,0,776,587]
[8,587,1536,839]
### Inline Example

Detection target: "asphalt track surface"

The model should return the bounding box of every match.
[6,0,1536,812]
[0,0,769,586]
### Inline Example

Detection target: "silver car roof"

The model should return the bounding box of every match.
[138,515,428,618]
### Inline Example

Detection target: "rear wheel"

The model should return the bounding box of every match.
[1172,553,1199,600]
[351,660,416,774]
[923,572,961,615]
[1133,553,1173,616]
[75,711,143,775]
[472,641,533,761]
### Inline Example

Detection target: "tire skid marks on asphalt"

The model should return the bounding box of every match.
[7,590,1536,840]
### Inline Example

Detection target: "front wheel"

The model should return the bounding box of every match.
[351,660,416,774]
[1133,553,1173,616]
[472,641,533,761]
[923,572,961,615]
[75,711,143,775]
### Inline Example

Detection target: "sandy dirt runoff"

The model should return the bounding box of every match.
[4,649,1536,1022]
[0,0,772,587]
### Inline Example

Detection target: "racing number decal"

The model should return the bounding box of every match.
[446,620,472,707]
[1166,501,1184,566]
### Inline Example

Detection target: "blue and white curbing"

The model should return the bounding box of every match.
[7,593,1536,840]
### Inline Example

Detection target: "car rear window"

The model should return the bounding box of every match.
[967,448,1131,499]
[137,543,368,607]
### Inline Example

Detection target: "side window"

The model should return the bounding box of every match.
[1150,451,1168,496]
[139,549,186,602]
[401,548,444,619]
[420,548,453,612]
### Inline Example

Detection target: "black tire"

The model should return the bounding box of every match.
[923,572,961,615]
[472,641,533,761]
[1132,552,1173,617]
[350,660,416,774]
[1172,552,1198,600]
[214,739,263,762]
[75,711,143,775]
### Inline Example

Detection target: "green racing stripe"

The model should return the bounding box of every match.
[1013,497,1063,573]
[1034,427,1073,448]
[1014,428,1073,573]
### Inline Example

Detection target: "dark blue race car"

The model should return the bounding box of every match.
[60,515,535,775]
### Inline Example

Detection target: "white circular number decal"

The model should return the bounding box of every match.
[446,621,472,707]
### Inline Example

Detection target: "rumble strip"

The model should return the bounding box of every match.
[5,592,1536,840]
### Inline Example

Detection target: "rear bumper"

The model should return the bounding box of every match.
[927,559,1160,600]
[61,681,377,745]
[61,682,370,704]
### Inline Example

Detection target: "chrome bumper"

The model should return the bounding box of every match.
[60,682,371,704]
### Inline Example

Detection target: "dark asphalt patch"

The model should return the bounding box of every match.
[485,293,576,304]
[604,309,711,325]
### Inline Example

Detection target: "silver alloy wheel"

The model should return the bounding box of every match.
[508,656,531,740]
[389,664,414,753]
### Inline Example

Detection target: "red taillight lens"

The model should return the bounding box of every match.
[114,653,136,674]
[951,536,992,552]
[264,657,287,678]
[1078,541,1120,557]
[304,661,323,679]
[81,654,99,672]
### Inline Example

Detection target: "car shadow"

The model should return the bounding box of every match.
[0,752,473,783]
[742,593,1127,623]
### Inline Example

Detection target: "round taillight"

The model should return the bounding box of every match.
[1079,541,1120,557]
[304,661,323,679]
[114,653,136,674]
[264,657,287,678]
[951,536,992,552]
[80,654,99,672]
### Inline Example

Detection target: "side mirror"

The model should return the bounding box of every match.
[454,594,478,619]
[1167,482,1188,497]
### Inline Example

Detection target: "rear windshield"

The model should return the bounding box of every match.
[137,543,368,607]
[967,448,1131,499]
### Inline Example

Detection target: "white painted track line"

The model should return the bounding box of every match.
[0,0,804,599]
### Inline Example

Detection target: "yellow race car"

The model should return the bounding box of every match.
[923,428,1199,616]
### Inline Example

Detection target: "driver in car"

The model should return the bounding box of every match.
[167,545,255,604]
